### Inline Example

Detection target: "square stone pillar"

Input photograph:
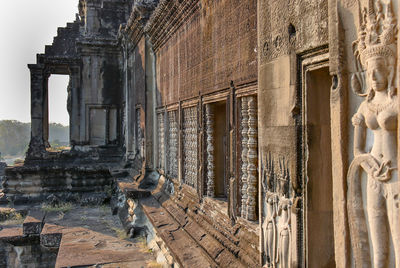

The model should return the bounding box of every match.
[69,66,81,146]
[26,65,47,159]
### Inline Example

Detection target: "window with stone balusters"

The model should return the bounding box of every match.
[157,111,165,171]
[239,95,258,221]
[182,106,198,188]
[167,110,179,178]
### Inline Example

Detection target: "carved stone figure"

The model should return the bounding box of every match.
[262,153,277,266]
[348,1,399,266]
[262,153,294,268]
[276,198,291,268]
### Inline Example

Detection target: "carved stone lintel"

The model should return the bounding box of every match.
[205,104,215,197]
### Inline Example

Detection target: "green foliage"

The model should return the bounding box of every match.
[0,120,69,157]
[0,120,30,157]
[41,202,73,213]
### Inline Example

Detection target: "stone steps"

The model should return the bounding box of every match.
[115,175,251,268]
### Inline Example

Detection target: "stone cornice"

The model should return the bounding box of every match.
[144,0,200,52]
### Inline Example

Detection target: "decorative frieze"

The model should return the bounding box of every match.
[205,104,215,197]
[167,110,178,178]
[183,106,198,188]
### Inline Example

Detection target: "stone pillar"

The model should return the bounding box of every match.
[43,75,50,148]
[246,96,258,221]
[26,65,46,159]
[69,66,80,146]
[241,97,249,218]
[205,104,215,197]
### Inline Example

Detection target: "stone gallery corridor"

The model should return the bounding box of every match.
[1,0,400,267]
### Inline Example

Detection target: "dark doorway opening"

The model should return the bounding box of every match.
[305,66,335,267]
[212,101,228,198]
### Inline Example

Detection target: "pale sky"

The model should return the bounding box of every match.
[0,1,79,126]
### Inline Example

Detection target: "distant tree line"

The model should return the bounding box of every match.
[0,120,69,157]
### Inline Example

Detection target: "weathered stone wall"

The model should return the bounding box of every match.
[153,0,257,105]
[257,0,330,266]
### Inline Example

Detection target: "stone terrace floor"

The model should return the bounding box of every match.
[0,204,157,268]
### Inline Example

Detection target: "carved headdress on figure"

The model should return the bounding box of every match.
[351,0,397,98]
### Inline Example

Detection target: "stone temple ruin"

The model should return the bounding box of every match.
[1,0,400,267]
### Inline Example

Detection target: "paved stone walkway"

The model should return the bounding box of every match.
[0,205,157,268]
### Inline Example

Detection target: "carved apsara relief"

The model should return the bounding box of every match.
[348,0,399,266]
[183,106,198,188]
[261,153,296,268]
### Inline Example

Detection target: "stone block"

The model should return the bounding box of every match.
[23,210,46,236]
[40,224,63,248]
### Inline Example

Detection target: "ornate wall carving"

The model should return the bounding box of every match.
[205,104,215,197]
[348,1,399,267]
[183,106,198,188]
[261,153,296,268]
[157,112,165,170]
[167,110,178,178]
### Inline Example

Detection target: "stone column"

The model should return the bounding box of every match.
[246,96,258,221]
[241,97,249,218]
[205,104,215,197]
[43,74,50,148]
[26,65,46,159]
[69,66,80,146]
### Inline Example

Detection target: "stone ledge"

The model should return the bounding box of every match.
[141,195,218,268]
[118,181,151,199]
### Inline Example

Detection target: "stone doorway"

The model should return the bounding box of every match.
[47,74,70,150]
[304,65,335,267]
